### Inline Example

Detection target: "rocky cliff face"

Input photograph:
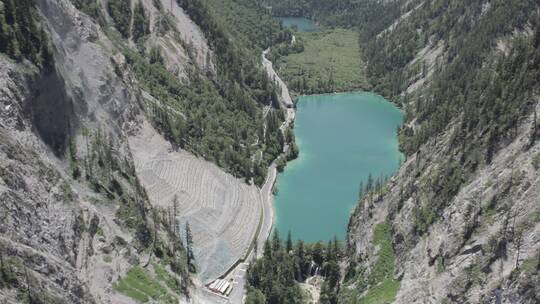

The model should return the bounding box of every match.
[0,0,212,302]
[345,104,540,303]
[1,0,287,302]
[342,1,540,303]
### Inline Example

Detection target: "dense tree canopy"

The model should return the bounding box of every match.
[247,231,342,304]
[0,0,53,69]
[107,0,132,38]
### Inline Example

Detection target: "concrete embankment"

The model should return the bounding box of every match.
[256,46,297,257]
[221,45,297,304]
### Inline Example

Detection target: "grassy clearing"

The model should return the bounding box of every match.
[533,152,540,170]
[519,257,538,274]
[533,210,540,223]
[359,279,401,304]
[275,28,367,94]
[358,221,400,304]
[154,263,181,293]
[113,266,178,303]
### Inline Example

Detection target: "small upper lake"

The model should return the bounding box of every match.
[274,92,403,242]
[276,16,319,32]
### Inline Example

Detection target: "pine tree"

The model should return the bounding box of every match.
[132,0,149,42]
[358,181,363,202]
[272,229,281,252]
[172,195,178,223]
[185,222,194,271]
[24,266,32,303]
[312,241,324,266]
[534,23,540,49]
[149,46,164,64]
[332,236,340,259]
[366,173,373,191]
[0,251,4,282]
[296,240,306,280]
[246,288,266,304]
[528,110,538,149]
[324,240,332,262]
[107,0,132,38]
[286,231,293,253]
[263,239,272,259]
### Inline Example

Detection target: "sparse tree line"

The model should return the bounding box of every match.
[100,0,150,42]
[393,1,540,237]
[147,201,192,292]
[267,35,304,60]
[0,247,66,303]
[69,128,131,200]
[169,195,196,273]
[286,71,337,95]
[67,127,184,269]
[262,0,370,27]
[70,0,103,23]
[71,128,153,247]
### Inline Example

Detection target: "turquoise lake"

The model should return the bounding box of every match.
[276,16,319,32]
[274,92,403,242]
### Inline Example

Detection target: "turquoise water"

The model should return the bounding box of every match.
[274,92,403,242]
[276,16,319,32]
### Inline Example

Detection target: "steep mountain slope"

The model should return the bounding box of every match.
[0,0,290,303]
[341,1,540,303]
[0,0,190,303]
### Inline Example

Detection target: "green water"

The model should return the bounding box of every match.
[274,92,403,242]
[276,16,319,32]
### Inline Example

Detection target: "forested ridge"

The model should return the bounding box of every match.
[204,0,293,51]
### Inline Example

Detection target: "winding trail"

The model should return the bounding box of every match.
[256,44,297,259]
[262,48,294,108]
[223,45,296,304]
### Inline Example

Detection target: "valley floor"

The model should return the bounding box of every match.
[273,28,368,94]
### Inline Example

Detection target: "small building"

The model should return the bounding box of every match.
[208,279,232,296]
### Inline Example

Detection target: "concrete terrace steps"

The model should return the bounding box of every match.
[129,121,263,284]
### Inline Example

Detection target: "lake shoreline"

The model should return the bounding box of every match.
[274,92,404,242]
[217,40,299,302]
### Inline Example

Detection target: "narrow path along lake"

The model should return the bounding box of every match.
[274,92,403,242]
